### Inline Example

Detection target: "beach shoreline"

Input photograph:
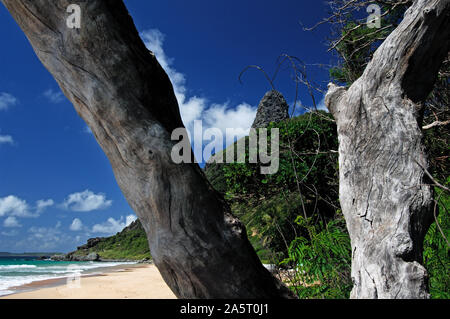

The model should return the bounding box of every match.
[1,263,176,299]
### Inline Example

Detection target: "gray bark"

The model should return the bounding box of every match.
[325,0,450,298]
[1,0,295,299]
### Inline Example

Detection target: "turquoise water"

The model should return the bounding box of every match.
[0,256,134,296]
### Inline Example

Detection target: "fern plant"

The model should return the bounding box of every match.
[423,187,450,299]
[280,215,352,299]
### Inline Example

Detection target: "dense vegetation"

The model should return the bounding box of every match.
[423,188,450,299]
[206,109,448,299]
[69,220,151,261]
[206,112,354,298]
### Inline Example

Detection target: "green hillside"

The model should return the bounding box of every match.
[67,219,151,261]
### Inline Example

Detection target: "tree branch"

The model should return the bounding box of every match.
[0,0,296,299]
[422,120,450,130]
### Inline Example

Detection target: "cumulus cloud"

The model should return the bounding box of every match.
[69,218,83,231]
[126,215,137,225]
[92,214,137,235]
[43,89,65,104]
[0,92,17,110]
[140,29,257,161]
[203,103,257,142]
[0,195,33,217]
[36,199,54,213]
[62,190,112,212]
[0,196,56,220]
[0,135,13,145]
[3,216,21,228]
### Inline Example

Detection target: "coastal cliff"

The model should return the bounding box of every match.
[52,219,151,262]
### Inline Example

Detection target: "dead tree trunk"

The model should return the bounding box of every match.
[325,0,450,298]
[1,0,295,298]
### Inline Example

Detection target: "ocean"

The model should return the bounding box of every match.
[0,256,136,296]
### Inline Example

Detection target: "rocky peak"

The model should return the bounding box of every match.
[251,90,289,128]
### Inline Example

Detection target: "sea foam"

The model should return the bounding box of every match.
[0,260,135,296]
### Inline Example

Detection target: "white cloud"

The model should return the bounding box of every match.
[0,195,33,217]
[140,29,256,161]
[92,214,137,235]
[43,89,65,104]
[17,221,73,251]
[36,199,54,213]
[203,103,256,142]
[0,196,54,220]
[27,226,45,238]
[316,95,328,112]
[3,216,21,228]
[0,93,17,146]
[289,100,305,116]
[69,218,83,231]
[126,214,137,226]
[28,222,61,239]
[62,190,112,212]
[289,96,327,115]
[2,221,80,252]
[0,92,17,110]
[0,135,13,145]
[1,230,18,237]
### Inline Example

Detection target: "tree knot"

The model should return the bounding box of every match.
[422,7,436,21]
[392,233,413,260]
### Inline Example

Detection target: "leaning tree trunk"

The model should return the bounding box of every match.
[325,0,449,298]
[1,0,295,299]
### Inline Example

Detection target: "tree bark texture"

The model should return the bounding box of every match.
[1,0,295,299]
[325,0,450,298]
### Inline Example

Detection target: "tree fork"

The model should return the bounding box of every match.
[0,0,295,298]
[325,0,450,298]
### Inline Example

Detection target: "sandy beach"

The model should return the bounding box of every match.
[1,264,176,299]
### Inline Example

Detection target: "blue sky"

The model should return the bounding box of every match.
[0,0,336,253]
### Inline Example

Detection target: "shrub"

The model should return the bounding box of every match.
[279,215,352,299]
[423,187,450,299]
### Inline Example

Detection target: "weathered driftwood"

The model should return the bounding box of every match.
[1,0,295,298]
[325,0,450,298]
